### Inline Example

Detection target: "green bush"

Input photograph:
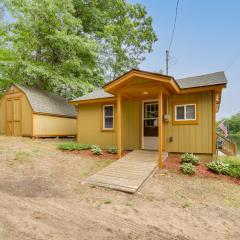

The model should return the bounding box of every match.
[206,160,229,175]
[180,163,196,175]
[208,157,240,178]
[91,145,103,155]
[108,146,117,154]
[181,153,200,165]
[227,165,240,178]
[58,141,91,151]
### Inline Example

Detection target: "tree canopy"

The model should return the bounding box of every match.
[0,0,157,98]
[218,112,240,138]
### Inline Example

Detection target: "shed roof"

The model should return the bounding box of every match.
[70,70,227,103]
[15,85,76,118]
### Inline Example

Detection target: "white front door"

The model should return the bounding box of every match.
[142,101,158,150]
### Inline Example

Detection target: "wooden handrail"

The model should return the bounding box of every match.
[216,132,238,156]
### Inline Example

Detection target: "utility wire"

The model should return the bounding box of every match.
[168,0,180,53]
[225,50,240,71]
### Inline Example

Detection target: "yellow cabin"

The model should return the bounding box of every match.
[0,84,77,137]
[69,69,227,164]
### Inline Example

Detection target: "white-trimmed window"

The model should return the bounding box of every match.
[103,105,114,130]
[175,104,196,121]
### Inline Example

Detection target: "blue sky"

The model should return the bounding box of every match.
[127,0,240,120]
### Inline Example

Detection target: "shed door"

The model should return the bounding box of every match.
[6,99,13,135]
[6,98,22,136]
[13,99,21,136]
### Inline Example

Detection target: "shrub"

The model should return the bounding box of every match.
[227,165,240,178]
[91,145,103,155]
[181,153,200,165]
[58,141,91,151]
[108,146,117,154]
[206,160,229,175]
[180,163,196,175]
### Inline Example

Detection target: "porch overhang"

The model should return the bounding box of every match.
[103,69,180,96]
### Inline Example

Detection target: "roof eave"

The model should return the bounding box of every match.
[68,97,116,105]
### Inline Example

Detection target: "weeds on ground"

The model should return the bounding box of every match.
[8,151,32,166]
[14,151,31,161]
[104,199,112,204]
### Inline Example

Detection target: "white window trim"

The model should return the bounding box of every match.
[103,104,114,130]
[175,104,197,121]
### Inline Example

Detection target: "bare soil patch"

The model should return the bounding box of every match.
[0,136,239,240]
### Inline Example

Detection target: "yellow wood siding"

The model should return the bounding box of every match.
[77,103,116,148]
[77,100,141,150]
[21,93,33,136]
[122,100,141,150]
[164,91,213,154]
[33,114,77,136]
[76,91,213,154]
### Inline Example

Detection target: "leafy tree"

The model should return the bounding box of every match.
[73,0,157,80]
[1,0,157,98]
[217,112,240,137]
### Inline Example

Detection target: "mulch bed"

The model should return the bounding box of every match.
[61,149,131,160]
[164,156,240,185]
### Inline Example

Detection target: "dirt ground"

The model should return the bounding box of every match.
[0,136,239,240]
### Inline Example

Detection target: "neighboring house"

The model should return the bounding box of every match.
[69,69,227,166]
[0,84,77,137]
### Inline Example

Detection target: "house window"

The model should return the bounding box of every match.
[175,104,196,121]
[103,105,114,130]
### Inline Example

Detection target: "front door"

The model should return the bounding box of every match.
[142,101,158,150]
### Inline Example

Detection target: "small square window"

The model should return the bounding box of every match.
[174,103,197,123]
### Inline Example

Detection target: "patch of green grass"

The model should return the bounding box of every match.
[94,159,113,170]
[182,202,192,208]
[104,199,112,204]
[58,141,92,151]
[146,194,155,202]
[219,156,240,166]
[14,151,31,161]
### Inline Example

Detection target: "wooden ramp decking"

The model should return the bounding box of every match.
[83,150,168,193]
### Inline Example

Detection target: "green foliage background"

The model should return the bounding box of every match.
[217,113,240,138]
[0,0,157,99]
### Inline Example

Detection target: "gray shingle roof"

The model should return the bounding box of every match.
[176,71,227,89]
[16,85,76,118]
[71,89,114,102]
[71,71,227,102]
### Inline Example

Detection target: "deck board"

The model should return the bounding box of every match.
[83,150,168,193]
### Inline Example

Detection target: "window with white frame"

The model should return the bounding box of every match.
[175,104,196,121]
[103,105,114,129]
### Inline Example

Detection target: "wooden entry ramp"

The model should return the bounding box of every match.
[83,150,168,193]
